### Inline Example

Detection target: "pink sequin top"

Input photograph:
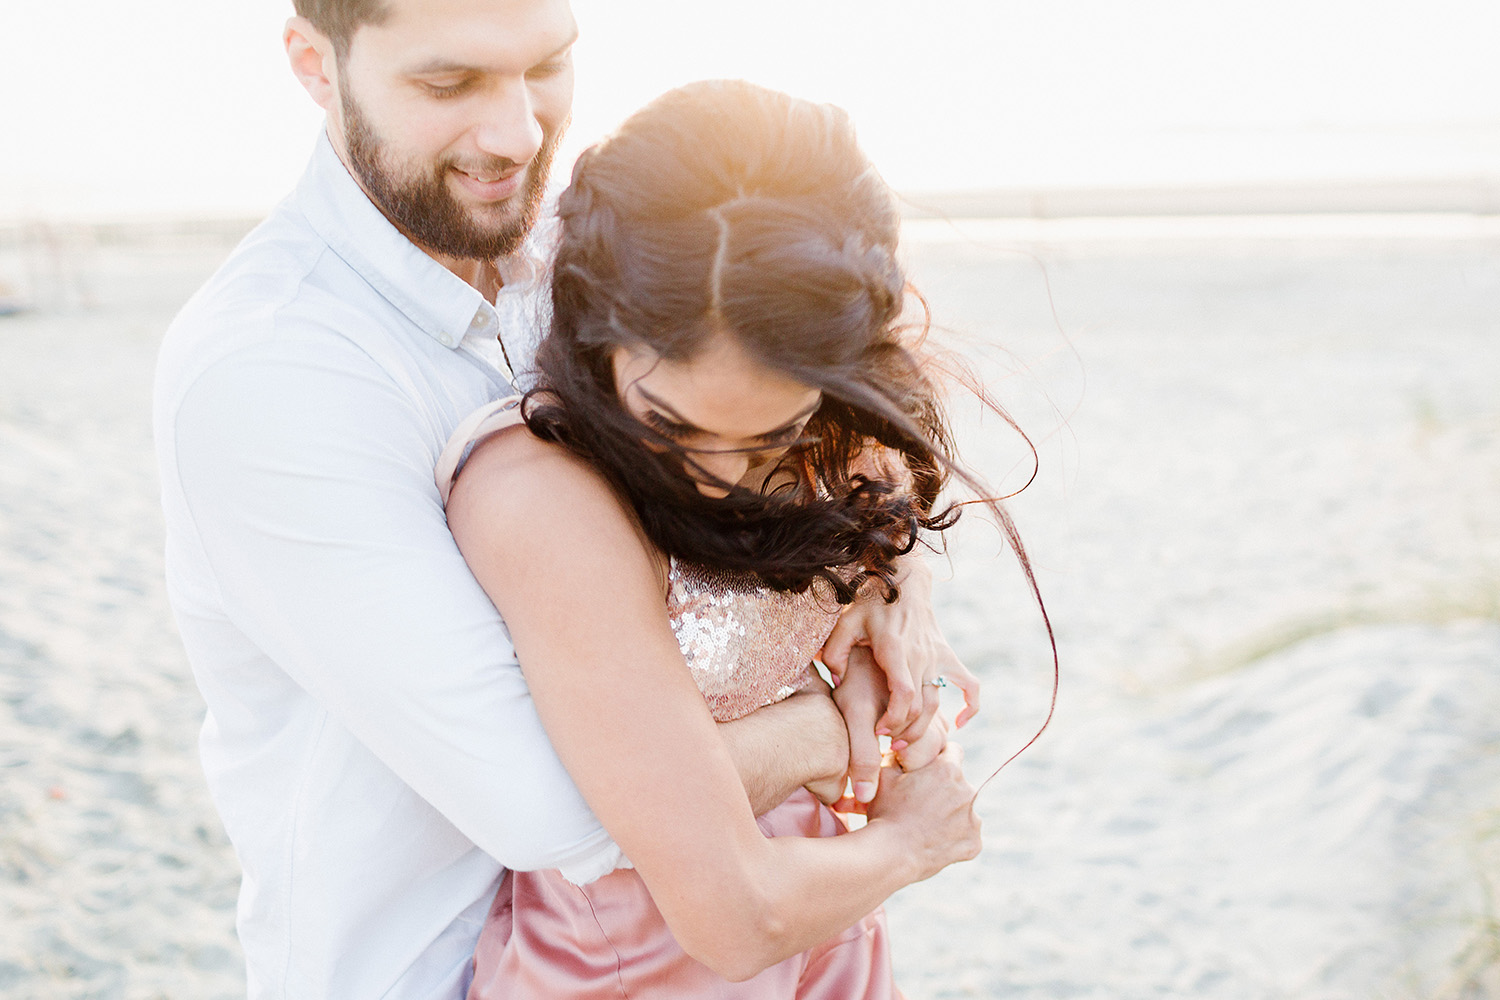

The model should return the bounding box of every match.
[667,560,842,721]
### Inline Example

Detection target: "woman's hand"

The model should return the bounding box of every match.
[820,555,980,741]
[865,740,982,883]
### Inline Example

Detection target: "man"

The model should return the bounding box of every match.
[154,1,966,997]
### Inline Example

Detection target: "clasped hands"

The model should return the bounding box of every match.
[807,557,979,813]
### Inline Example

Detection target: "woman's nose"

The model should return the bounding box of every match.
[691,451,750,498]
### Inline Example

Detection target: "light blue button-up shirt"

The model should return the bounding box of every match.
[153,134,617,1000]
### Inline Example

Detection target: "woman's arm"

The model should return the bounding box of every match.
[447,428,981,981]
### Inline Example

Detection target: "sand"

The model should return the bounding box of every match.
[0,218,1497,999]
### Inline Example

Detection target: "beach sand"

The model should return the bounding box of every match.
[0,220,1497,998]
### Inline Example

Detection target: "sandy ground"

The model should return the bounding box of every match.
[0,219,1497,999]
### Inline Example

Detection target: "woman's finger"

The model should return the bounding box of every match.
[946,659,982,728]
[872,631,915,736]
[889,678,941,744]
[817,613,863,678]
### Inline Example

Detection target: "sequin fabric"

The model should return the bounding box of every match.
[666,559,843,722]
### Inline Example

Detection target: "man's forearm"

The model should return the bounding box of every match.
[717,689,849,815]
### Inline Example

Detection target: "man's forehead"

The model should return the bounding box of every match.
[353,0,576,68]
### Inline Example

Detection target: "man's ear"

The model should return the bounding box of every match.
[285,16,340,113]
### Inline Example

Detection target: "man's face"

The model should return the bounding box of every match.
[330,0,577,261]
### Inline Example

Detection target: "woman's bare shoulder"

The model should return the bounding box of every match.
[451,424,620,519]
[446,423,665,584]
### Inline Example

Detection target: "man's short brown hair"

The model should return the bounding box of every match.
[293,0,392,57]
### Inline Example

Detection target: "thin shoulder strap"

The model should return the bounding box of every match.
[435,394,525,507]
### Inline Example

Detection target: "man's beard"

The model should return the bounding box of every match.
[341,87,561,261]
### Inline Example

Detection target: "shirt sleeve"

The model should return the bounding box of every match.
[169,328,622,875]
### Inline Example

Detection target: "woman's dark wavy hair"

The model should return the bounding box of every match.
[525,80,1003,607]
[526,80,1057,780]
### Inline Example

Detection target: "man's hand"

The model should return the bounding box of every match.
[820,555,979,741]
[717,678,850,816]
[892,710,948,772]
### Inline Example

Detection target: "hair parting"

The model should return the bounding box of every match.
[706,208,733,318]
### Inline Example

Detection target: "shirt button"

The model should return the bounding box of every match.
[470,312,486,328]
[438,333,455,347]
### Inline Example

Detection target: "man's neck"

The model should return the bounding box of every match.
[428,253,505,304]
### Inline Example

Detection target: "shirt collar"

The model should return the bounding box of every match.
[293,132,548,352]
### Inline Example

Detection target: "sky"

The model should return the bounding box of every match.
[2,0,1499,220]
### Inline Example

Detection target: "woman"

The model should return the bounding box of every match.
[442,80,995,998]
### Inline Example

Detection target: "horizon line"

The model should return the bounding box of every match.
[2,175,1498,241]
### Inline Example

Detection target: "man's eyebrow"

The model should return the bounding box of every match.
[637,386,820,439]
[404,34,579,77]
[405,58,476,76]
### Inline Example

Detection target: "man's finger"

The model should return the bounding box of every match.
[846,722,883,804]
[830,794,867,816]
[834,646,887,804]
[893,714,947,771]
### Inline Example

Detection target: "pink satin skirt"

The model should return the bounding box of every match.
[468,789,902,999]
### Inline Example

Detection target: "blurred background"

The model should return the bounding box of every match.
[2,0,1500,219]
[1,1,1497,997]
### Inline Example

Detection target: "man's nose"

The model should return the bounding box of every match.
[474,81,543,166]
